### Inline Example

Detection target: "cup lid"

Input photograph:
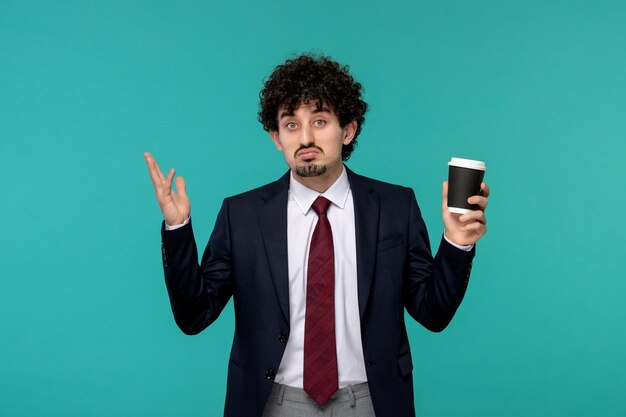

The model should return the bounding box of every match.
[448,157,486,171]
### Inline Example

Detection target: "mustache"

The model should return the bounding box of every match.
[294,145,323,158]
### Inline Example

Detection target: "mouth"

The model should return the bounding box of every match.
[296,147,321,161]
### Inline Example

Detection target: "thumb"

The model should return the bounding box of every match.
[442,181,448,211]
[175,176,187,197]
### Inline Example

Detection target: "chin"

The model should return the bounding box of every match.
[295,164,327,177]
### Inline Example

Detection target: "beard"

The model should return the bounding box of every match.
[295,163,327,177]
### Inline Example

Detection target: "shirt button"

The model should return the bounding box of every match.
[265,368,275,380]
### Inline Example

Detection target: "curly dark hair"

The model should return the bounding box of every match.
[258,54,368,161]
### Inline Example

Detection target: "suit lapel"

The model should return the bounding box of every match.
[346,168,380,320]
[258,172,291,326]
[257,168,380,325]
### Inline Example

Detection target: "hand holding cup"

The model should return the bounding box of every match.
[442,158,490,246]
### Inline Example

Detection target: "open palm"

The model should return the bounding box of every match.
[144,152,190,226]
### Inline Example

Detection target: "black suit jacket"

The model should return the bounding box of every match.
[160,167,475,417]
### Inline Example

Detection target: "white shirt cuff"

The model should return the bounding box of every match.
[164,217,190,231]
[443,232,474,252]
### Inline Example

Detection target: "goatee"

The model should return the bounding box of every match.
[295,164,327,177]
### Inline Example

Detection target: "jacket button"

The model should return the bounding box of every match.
[278,333,288,343]
[161,243,168,266]
[265,368,275,380]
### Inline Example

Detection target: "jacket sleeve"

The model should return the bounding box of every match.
[403,189,475,332]
[160,199,233,335]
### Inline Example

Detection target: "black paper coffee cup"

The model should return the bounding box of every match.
[447,157,486,214]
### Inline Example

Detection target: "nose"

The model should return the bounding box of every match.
[299,125,314,147]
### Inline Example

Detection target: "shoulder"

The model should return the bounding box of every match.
[346,167,414,199]
[346,168,424,222]
[222,171,290,207]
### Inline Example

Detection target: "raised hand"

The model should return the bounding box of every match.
[442,181,490,246]
[144,152,190,226]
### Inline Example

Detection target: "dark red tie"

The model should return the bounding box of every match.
[303,196,338,406]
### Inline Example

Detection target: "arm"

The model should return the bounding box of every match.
[403,181,490,331]
[161,201,233,335]
[403,189,476,332]
[144,152,232,335]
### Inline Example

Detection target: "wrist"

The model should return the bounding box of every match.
[164,216,190,231]
[444,230,473,248]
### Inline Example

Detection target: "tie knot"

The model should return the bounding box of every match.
[311,196,332,216]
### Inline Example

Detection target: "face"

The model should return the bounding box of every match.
[269,101,357,181]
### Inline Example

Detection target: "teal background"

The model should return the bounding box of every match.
[2,1,625,416]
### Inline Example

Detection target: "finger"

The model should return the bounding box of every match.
[175,176,187,197]
[480,182,491,198]
[467,195,489,210]
[459,210,486,224]
[145,152,166,182]
[144,153,165,189]
[460,221,486,234]
[442,181,448,211]
[165,168,176,189]
[150,155,167,182]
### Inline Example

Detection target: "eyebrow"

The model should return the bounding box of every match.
[312,106,331,114]
[278,106,332,120]
[278,110,294,120]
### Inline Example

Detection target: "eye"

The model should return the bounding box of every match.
[313,119,326,127]
[286,122,298,129]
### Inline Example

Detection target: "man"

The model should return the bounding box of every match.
[145,54,489,417]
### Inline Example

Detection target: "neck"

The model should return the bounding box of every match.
[291,164,344,193]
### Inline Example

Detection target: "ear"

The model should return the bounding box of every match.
[269,130,283,151]
[342,121,358,145]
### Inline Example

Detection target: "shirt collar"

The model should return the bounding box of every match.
[289,165,351,215]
